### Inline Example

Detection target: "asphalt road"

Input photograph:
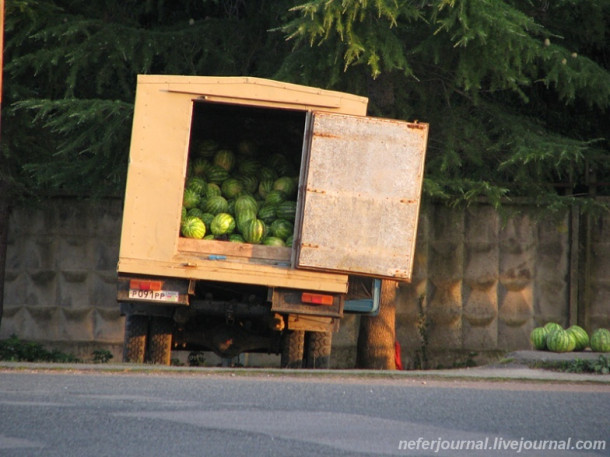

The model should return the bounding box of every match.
[0,369,608,457]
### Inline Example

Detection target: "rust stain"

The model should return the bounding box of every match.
[400,199,416,204]
[307,188,326,194]
[301,243,319,249]
[312,131,341,139]
[407,123,427,130]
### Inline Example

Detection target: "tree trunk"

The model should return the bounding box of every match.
[0,178,9,327]
[356,279,398,370]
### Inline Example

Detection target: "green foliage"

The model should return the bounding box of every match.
[2,0,293,199]
[557,355,610,375]
[91,349,113,364]
[282,0,610,213]
[0,334,80,363]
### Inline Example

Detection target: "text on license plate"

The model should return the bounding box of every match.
[128,289,179,302]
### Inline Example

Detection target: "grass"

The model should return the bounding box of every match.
[0,334,113,364]
[530,355,610,374]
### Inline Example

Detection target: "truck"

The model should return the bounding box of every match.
[117,75,428,368]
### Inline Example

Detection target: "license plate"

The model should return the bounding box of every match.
[128,289,179,302]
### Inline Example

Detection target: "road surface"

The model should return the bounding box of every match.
[0,369,608,457]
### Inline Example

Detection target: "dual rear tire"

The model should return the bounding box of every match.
[123,314,173,364]
[280,330,332,369]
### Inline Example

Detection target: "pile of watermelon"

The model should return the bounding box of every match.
[180,139,298,247]
[530,323,610,353]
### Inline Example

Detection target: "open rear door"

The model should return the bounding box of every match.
[294,111,428,281]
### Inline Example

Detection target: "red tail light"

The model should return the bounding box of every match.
[301,292,334,306]
[129,279,163,291]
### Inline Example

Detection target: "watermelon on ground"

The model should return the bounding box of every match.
[530,327,548,350]
[589,328,610,352]
[546,328,575,353]
[566,325,589,351]
[544,322,563,333]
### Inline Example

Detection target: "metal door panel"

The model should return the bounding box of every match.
[295,112,427,280]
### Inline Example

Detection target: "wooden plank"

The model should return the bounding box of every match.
[117,256,349,293]
[287,315,338,333]
[178,238,291,263]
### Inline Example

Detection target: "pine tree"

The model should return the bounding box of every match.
[280,0,610,213]
[1,0,293,197]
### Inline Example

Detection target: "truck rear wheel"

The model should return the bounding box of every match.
[280,330,304,368]
[305,331,332,369]
[148,316,173,365]
[123,314,148,363]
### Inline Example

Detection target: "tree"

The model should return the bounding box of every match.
[356,280,398,369]
[280,0,610,211]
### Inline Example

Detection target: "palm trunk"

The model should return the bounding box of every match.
[356,279,398,369]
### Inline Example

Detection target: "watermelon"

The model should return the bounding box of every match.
[546,328,575,353]
[237,140,257,156]
[276,200,297,220]
[227,199,236,216]
[181,216,206,239]
[203,234,215,240]
[234,195,258,217]
[259,166,278,181]
[191,158,211,176]
[182,188,201,209]
[213,149,235,172]
[285,235,294,247]
[200,212,215,227]
[270,219,294,240]
[229,233,245,243]
[238,174,258,194]
[201,184,220,199]
[221,178,243,199]
[204,195,229,215]
[237,158,260,176]
[263,236,285,247]
[589,328,610,352]
[210,213,235,236]
[181,206,187,222]
[242,218,266,244]
[268,153,294,175]
[566,325,589,351]
[198,139,219,157]
[185,176,207,194]
[273,176,297,198]
[187,208,206,220]
[529,327,548,350]
[205,165,230,183]
[265,190,287,205]
[544,322,563,333]
[258,205,277,224]
[258,179,274,200]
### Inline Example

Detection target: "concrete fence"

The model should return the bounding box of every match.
[1,198,608,367]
